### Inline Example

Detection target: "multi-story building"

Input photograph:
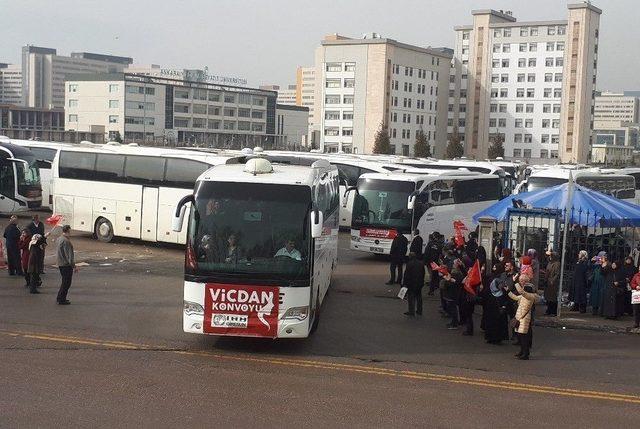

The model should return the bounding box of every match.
[594,92,639,128]
[314,33,451,155]
[0,64,23,105]
[65,73,278,147]
[275,104,309,149]
[259,84,298,105]
[20,46,132,109]
[449,3,601,163]
[296,66,317,146]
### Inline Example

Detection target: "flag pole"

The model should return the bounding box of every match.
[557,170,575,319]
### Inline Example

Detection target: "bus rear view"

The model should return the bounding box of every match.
[173,158,338,339]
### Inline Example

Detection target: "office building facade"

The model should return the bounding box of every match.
[594,92,639,128]
[449,3,601,163]
[0,64,23,105]
[314,34,451,155]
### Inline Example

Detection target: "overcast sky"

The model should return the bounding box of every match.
[1,0,638,91]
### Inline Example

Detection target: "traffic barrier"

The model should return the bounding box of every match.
[0,241,6,270]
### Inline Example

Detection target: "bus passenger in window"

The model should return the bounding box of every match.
[224,234,242,264]
[275,239,302,261]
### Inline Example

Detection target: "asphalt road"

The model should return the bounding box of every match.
[1,220,639,428]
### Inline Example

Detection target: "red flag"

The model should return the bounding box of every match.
[430,262,449,276]
[464,260,482,296]
[453,220,468,248]
[45,214,64,227]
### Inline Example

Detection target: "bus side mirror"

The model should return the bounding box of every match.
[342,186,357,208]
[407,191,419,211]
[173,194,194,232]
[311,209,324,238]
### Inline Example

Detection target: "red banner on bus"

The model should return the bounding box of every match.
[360,228,397,239]
[203,283,279,338]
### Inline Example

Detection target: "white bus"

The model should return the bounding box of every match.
[517,169,636,202]
[0,141,42,213]
[348,172,503,255]
[51,143,244,243]
[172,158,339,339]
[8,139,76,210]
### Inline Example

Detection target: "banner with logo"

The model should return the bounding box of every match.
[360,228,397,239]
[203,283,279,338]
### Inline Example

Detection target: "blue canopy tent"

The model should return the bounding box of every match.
[473,183,640,228]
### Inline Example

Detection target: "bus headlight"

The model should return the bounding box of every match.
[184,300,204,316]
[352,236,361,242]
[282,306,309,321]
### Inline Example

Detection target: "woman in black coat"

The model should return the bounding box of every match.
[601,260,619,319]
[481,278,510,344]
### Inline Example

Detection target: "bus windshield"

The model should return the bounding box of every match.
[576,176,635,199]
[188,182,311,283]
[352,178,414,233]
[526,177,566,192]
[15,160,41,195]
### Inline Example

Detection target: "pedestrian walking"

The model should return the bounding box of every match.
[409,229,423,259]
[544,251,561,316]
[27,214,46,273]
[386,233,408,285]
[3,215,22,276]
[27,234,45,294]
[621,257,636,316]
[55,225,77,305]
[441,260,464,329]
[18,230,31,287]
[403,252,425,317]
[601,259,620,319]
[424,232,442,295]
[508,273,540,360]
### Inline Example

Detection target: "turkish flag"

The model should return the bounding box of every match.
[430,262,449,276]
[45,214,64,227]
[464,260,482,296]
[453,220,468,248]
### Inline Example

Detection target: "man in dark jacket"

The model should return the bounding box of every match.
[387,233,408,285]
[3,215,22,276]
[27,214,46,273]
[403,252,425,316]
[409,229,423,259]
[424,232,442,295]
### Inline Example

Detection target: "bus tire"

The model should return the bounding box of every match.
[310,295,320,335]
[94,217,114,243]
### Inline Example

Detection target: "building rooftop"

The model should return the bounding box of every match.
[321,34,453,59]
[276,104,309,112]
[70,52,133,65]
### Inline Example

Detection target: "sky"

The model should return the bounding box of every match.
[1,0,638,91]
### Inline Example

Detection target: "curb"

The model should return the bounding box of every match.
[534,317,640,335]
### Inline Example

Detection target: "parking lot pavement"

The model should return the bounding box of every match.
[1,216,640,426]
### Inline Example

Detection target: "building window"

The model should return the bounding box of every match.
[541,134,550,144]
[252,123,264,132]
[224,94,235,103]
[518,58,526,67]
[501,74,509,83]
[325,95,340,104]
[545,57,554,67]
[520,27,529,37]
[344,78,355,88]
[493,29,501,38]
[237,121,251,131]
[498,118,506,127]
[544,73,553,82]
[224,108,235,116]
[557,26,566,35]
[209,92,221,102]
[109,100,119,108]
[209,106,220,116]
[325,111,340,120]
[343,111,353,120]
[493,44,501,53]
[238,108,251,118]
[251,110,264,119]
[554,88,562,98]
[463,31,470,40]
[500,89,508,98]
[515,119,523,128]
[514,134,523,143]
[517,74,525,83]
[526,104,534,113]
[108,115,118,124]
[489,119,497,127]
[524,134,533,143]
[519,43,527,52]
[109,84,119,93]
[68,99,78,107]
[556,57,564,67]
[503,28,511,37]
[553,104,561,113]
[342,127,353,136]
[530,27,538,36]
[193,104,207,115]
[492,59,500,68]
[523,149,532,158]
[491,74,499,83]
[526,89,535,98]
[325,79,340,88]
[490,103,497,113]
[525,119,533,128]
[527,74,535,83]
[542,119,550,128]
[223,121,236,130]
[551,150,559,158]
[543,104,551,113]
[69,84,78,92]
[326,63,342,72]
[554,73,563,82]
[501,59,509,68]
[551,135,559,145]
[499,104,507,113]
[513,149,522,157]
[556,42,565,51]
[238,94,251,104]
[502,44,511,53]
[344,62,355,71]
[517,88,525,98]
[552,119,560,128]
[515,104,523,113]
[343,95,354,104]
[68,114,78,122]
[528,58,536,67]
[548,26,556,36]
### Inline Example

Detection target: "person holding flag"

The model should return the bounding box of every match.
[460,259,482,336]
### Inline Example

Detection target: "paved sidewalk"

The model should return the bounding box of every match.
[535,305,640,335]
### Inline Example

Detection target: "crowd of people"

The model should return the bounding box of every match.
[389,227,640,357]
[3,214,78,305]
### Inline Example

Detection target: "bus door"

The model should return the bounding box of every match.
[141,186,159,241]
[0,160,17,213]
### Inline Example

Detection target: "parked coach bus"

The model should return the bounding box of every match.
[172,158,339,338]
[51,143,243,243]
[0,140,42,213]
[346,172,503,255]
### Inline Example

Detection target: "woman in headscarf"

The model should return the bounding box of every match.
[622,256,636,316]
[527,249,540,292]
[544,251,561,316]
[480,277,510,344]
[571,250,589,313]
[27,234,45,294]
[589,252,606,315]
[601,258,620,319]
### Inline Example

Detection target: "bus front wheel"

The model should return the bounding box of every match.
[310,295,320,335]
[94,218,114,243]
